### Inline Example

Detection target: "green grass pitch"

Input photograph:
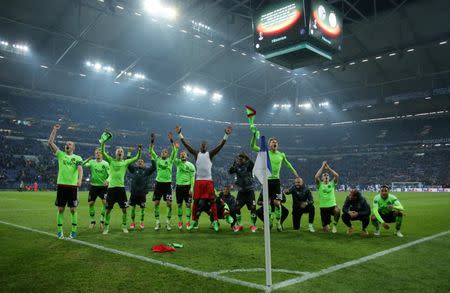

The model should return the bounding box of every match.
[1,191,449,292]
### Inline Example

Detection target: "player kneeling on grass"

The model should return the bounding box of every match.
[100,132,142,234]
[82,148,109,230]
[256,192,289,229]
[315,161,341,233]
[342,189,371,236]
[371,185,405,237]
[284,177,315,233]
[195,187,236,230]
[48,124,83,239]
[127,152,156,230]
[229,152,257,232]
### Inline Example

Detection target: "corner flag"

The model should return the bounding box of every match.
[252,135,273,290]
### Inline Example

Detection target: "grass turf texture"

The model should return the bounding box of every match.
[1,191,449,292]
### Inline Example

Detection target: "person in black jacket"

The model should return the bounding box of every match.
[229,152,257,232]
[284,177,315,232]
[127,157,156,230]
[342,189,371,236]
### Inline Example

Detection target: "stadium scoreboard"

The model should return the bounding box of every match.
[253,0,343,69]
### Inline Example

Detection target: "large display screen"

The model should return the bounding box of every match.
[309,0,343,50]
[253,0,306,54]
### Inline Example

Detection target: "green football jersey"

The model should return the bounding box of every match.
[175,159,196,187]
[373,193,404,223]
[83,159,109,186]
[55,150,83,186]
[317,180,337,208]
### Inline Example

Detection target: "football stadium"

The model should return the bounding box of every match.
[1,0,450,292]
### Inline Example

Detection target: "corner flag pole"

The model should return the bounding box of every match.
[260,136,272,290]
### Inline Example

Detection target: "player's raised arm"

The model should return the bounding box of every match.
[282,153,299,178]
[175,125,198,157]
[126,144,142,166]
[82,156,93,167]
[210,126,232,159]
[47,124,60,154]
[250,132,260,152]
[315,161,326,184]
[169,134,178,163]
[149,133,158,160]
[325,163,339,184]
[100,135,113,163]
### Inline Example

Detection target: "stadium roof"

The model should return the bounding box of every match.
[0,0,449,124]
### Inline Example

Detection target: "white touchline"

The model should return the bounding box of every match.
[0,220,266,291]
[272,230,450,290]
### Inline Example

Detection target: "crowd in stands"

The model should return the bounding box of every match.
[1,94,449,191]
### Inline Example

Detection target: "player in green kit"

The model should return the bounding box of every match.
[371,185,405,237]
[174,145,196,230]
[150,132,177,231]
[48,124,83,239]
[315,161,341,233]
[251,134,299,231]
[82,148,109,229]
[100,132,142,234]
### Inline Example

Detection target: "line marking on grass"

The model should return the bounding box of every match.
[0,220,266,291]
[212,268,310,276]
[272,230,450,290]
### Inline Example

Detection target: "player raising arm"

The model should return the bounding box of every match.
[149,132,177,231]
[174,145,196,230]
[315,161,341,233]
[48,124,83,239]
[82,148,109,230]
[100,132,142,234]
[176,124,232,232]
[251,133,298,231]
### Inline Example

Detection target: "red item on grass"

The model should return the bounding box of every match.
[152,244,176,253]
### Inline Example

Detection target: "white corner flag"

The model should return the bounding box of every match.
[252,135,273,290]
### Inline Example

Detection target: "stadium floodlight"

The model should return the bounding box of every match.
[334,65,341,69]
[133,73,146,80]
[194,35,201,39]
[375,56,382,59]
[219,44,225,47]
[394,101,400,105]
[260,60,266,63]
[211,92,223,102]
[231,48,237,52]
[273,104,280,109]
[299,103,312,109]
[425,96,431,100]
[12,44,29,52]
[270,63,275,67]
[323,68,329,71]
[367,105,373,108]
[0,41,8,46]
[86,61,92,67]
[302,73,307,76]
[349,61,356,65]
[0,55,4,59]
[79,73,86,77]
[280,104,291,109]
[143,0,177,20]
[116,5,124,10]
[342,108,348,111]
[207,40,213,43]
[439,40,447,45]
[192,87,207,96]
[407,48,415,52]
[40,65,48,69]
[135,12,142,16]
[93,62,102,71]
[319,101,329,107]
[183,84,193,93]
[312,70,318,74]
[362,59,368,63]
[139,86,145,90]
[180,29,187,33]
[241,52,247,56]
[389,52,397,56]
[114,81,120,84]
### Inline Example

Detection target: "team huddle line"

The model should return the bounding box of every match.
[47,123,405,239]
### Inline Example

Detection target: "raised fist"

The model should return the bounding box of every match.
[137,144,143,150]
[225,126,233,135]
[175,125,182,134]
[53,124,61,130]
